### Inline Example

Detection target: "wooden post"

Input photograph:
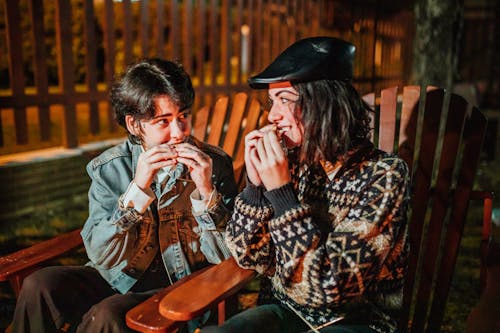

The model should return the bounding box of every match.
[55,0,78,148]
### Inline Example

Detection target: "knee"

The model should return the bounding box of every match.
[19,267,57,296]
[78,296,126,332]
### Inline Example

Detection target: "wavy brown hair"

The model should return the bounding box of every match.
[294,80,372,163]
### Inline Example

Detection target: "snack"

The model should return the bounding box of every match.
[260,124,287,155]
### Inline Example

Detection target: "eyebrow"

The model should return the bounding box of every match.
[269,89,299,99]
[152,109,190,120]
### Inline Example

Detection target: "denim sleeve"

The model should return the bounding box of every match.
[81,161,148,269]
[191,151,238,264]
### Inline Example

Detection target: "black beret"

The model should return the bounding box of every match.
[248,36,356,89]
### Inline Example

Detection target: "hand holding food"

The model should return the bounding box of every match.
[134,143,178,191]
[174,142,214,199]
[246,124,291,190]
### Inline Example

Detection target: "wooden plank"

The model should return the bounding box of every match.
[83,0,100,135]
[55,0,78,148]
[427,101,487,332]
[140,0,150,57]
[182,0,193,74]
[196,0,206,86]
[5,0,28,145]
[193,105,211,141]
[126,266,211,333]
[170,0,179,61]
[209,0,218,86]
[246,0,254,76]
[378,86,398,153]
[398,85,420,172]
[262,2,271,70]
[155,0,165,59]
[123,0,133,65]
[0,229,83,283]
[207,96,229,146]
[254,0,263,72]
[221,0,231,86]
[235,0,243,84]
[400,89,445,330]
[222,92,248,156]
[103,0,117,132]
[159,257,256,321]
[29,0,51,142]
[410,89,452,333]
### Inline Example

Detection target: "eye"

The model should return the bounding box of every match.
[179,111,190,120]
[156,118,170,125]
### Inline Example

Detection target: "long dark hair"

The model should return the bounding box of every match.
[110,58,194,144]
[294,80,372,163]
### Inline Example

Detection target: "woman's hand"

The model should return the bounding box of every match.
[250,129,290,190]
[134,144,178,191]
[175,143,214,199]
[244,129,264,186]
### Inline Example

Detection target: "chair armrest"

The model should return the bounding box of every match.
[125,266,211,333]
[0,228,83,295]
[159,257,257,321]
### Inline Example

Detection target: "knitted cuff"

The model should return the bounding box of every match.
[240,180,268,207]
[264,182,300,217]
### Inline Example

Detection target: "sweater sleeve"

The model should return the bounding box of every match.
[225,181,276,274]
[267,157,410,308]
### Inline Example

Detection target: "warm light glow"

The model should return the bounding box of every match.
[375,40,382,67]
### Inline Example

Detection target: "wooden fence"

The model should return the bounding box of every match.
[0,0,414,155]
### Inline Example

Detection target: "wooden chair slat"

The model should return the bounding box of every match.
[207,96,229,146]
[427,106,488,332]
[398,86,421,171]
[193,105,211,141]
[378,86,398,152]
[411,90,468,332]
[400,88,444,329]
[223,92,248,157]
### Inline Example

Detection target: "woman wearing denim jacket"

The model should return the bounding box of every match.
[12,59,238,333]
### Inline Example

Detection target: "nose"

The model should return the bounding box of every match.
[170,118,186,141]
[267,104,283,124]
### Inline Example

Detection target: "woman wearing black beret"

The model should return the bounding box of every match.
[204,36,410,333]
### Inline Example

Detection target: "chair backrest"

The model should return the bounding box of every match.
[363,86,488,332]
[192,92,267,190]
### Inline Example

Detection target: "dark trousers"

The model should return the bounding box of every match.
[201,304,377,333]
[11,266,160,333]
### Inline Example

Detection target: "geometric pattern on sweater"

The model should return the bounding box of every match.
[226,147,410,333]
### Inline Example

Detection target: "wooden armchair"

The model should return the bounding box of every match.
[126,86,493,333]
[0,92,266,325]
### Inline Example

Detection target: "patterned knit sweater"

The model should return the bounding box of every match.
[226,145,410,333]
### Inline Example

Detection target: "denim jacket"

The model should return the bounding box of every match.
[81,137,237,294]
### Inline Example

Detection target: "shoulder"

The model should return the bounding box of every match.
[373,150,409,178]
[87,139,133,172]
[344,147,409,181]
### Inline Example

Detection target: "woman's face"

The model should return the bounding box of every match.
[126,95,192,150]
[267,85,304,149]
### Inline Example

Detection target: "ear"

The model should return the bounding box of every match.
[125,115,141,136]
